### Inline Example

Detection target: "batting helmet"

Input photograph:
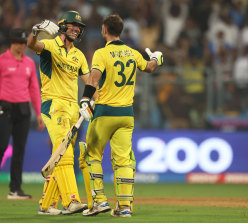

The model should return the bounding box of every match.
[58,11,85,41]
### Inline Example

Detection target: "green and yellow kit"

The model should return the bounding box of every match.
[37,36,90,209]
[86,40,148,210]
[39,36,89,103]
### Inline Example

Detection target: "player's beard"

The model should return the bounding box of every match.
[102,33,107,44]
[101,26,107,43]
[65,34,74,42]
[66,30,79,42]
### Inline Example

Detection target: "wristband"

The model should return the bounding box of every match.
[82,85,96,99]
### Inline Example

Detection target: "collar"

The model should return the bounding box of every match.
[55,35,75,48]
[106,40,125,46]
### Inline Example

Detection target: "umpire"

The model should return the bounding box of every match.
[0,28,45,199]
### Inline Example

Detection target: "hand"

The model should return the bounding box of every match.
[145,48,163,66]
[79,98,94,122]
[37,115,45,131]
[32,20,59,36]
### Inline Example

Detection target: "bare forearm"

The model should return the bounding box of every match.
[145,60,158,73]
[27,32,44,52]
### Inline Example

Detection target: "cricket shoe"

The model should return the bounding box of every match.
[110,206,131,217]
[82,201,110,216]
[38,205,62,215]
[7,190,32,200]
[62,200,87,215]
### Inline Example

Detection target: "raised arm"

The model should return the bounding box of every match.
[27,20,59,53]
[27,32,44,53]
[144,48,163,73]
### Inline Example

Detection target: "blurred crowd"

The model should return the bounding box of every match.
[1,0,248,130]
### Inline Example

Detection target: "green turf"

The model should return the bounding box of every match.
[0,183,247,223]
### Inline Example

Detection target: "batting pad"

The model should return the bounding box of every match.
[79,142,93,209]
[84,154,107,203]
[54,142,74,167]
[112,150,136,212]
[55,165,81,208]
[40,173,60,210]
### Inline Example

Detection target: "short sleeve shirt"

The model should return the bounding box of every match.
[91,40,147,106]
[38,36,89,102]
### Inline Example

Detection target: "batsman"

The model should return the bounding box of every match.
[79,14,163,217]
[27,11,92,215]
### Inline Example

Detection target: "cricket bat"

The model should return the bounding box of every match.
[41,116,84,178]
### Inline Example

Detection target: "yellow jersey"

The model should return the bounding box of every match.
[92,40,147,107]
[38,36,89,103]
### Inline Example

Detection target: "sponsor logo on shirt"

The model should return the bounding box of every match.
[26,67,31,76]
[57,62,78,72]
[8,67,16,71]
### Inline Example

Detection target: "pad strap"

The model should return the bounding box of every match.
[117,195,134,201]
[92,188,105,196]
[116,177,134,184]
[90,172,104,180]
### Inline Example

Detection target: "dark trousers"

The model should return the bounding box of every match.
[0,101,30,191]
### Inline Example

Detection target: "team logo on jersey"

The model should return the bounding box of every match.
[72,56,79,63]
[57,117,62,125]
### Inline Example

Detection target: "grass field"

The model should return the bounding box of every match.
[0,182,247,223]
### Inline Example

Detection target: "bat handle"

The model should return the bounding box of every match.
[75,116,84,129]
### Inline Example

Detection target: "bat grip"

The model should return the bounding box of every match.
[75,116,84,129]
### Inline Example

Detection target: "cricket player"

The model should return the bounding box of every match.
[79,14,163,217]
[27,11,91,215]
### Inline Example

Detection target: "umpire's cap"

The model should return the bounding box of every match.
[9,28,28,43]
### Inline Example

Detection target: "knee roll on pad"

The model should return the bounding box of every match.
[52,142,74,166]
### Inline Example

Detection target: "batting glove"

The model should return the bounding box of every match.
[32,20,59,36]
[145,48,163,66]
[79,99,94,122]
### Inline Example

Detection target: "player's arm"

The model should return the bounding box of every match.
[80,72,90,84]
[27,20,59,53]
[27,32,44,53]
[79,68,102,121]
[144,48,163,73]
[145,60,158,73]
[85,68,102,89]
